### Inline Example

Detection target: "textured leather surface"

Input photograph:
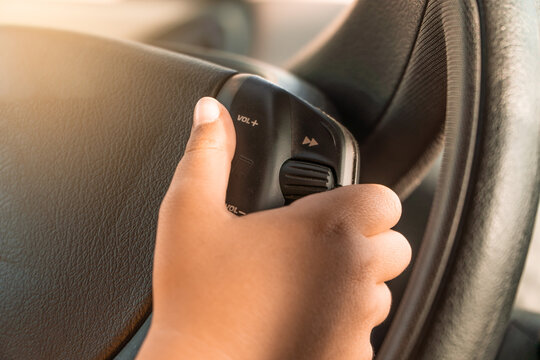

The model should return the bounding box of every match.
[290,0,436,197]
[0,26,234,359]
[148,41,340,120]
[290,0,427,135]
[358,1,447,197]
[377,0,540,359]
[1,0,539,358]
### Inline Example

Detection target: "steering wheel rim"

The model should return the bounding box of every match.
[1,0,539,359]
[379,0,540,358]
[291,0,539,357]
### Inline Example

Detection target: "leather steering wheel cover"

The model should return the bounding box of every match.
[378,0,540,359]
[1,0,539,357]
[0,26,234,359]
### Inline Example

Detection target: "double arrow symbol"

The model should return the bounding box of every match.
[302,136,319,147]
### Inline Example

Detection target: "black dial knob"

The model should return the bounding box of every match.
[279,160,335,203]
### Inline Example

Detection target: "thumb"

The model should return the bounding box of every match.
[169,97,236,210]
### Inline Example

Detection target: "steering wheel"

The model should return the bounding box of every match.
[1,0,538,359]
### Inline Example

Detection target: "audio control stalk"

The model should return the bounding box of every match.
[217,74,359,215]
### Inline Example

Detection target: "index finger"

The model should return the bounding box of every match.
[291,184,402,237]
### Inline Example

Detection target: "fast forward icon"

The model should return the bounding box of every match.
[302,136,319,147]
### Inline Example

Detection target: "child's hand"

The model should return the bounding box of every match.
[137,97,411,360]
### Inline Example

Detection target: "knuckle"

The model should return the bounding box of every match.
[364,286,380,315]
[398,232,413,265]
[359,283,391,327]
[368,184,402,220]
[185,138,226,154]
[380,284,392,312]
[373,284,392,326]
[347,237,379,276]
[323,199,365,237]
[324,184,402,235]
[185,125,227,154]
[389,230,413,269]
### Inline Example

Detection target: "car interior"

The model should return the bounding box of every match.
[0,0,539,359]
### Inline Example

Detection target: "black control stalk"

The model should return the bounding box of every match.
[217,74,359,215]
